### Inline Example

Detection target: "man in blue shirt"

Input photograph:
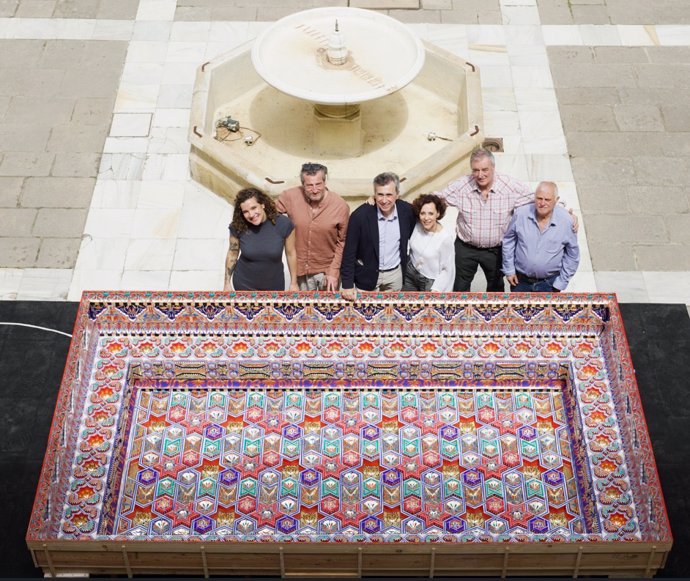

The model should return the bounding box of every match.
[502,181,580,292]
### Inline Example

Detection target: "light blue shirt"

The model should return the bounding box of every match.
[502,203,580,291]
[377,206,400,270]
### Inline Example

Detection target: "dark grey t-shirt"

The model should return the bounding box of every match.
[230,214,294,290]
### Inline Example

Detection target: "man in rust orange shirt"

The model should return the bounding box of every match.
[276,163,350,291]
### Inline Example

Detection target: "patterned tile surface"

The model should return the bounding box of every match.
[28,292,670,547]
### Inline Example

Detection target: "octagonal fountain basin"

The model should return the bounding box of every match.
[189,9,483,205]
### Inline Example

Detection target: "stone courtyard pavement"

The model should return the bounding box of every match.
[1,0,689,304]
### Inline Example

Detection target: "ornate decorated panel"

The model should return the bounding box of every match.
[26,292,671,576]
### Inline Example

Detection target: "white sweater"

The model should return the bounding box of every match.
[408,223,456,292]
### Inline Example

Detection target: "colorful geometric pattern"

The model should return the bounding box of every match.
[28,292,671,549]
[111,383,587,540]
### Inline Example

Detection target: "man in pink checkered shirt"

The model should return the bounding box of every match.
[435,148,574,292]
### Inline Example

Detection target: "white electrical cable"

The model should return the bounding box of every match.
[0,322,72,338]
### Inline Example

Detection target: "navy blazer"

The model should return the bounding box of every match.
[341,199,416,291]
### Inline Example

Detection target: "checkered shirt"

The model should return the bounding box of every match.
[436,172,533,248]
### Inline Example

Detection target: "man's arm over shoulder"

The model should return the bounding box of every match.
[276,186,302,215]
[398,199,416,229]
[275,188,290,214]
[498,174,532,210]
[433,174,473,207]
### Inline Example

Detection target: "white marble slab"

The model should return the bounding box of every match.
[126,40,169,63]
[104,137,150,154]
[525,154,574,182]
[501,5,540,26]
[500,0,536,6]
[171,21,212,42]
[507,44,549,67]
[166,42,207,64]
[542,25,582,46]
[121,270,172,290]
[643,272,690,304]
[478,65,514,88]
[115,84,160,113]
[133,21,172,42]
[514,87,559,111]
[90,181,141,209]
[468,46,510,67]
[208,22,253,45]
[161,62,199,85]
[157,85,194,109]
[511,65,553,89]
[170,270,224,291]
[16,268,73,301]
[467,25,506,47]
[617,25,657,46]
[482,88,517,113]
[125,238,177,270]
[68,270,123,300]
[655,25,690,46]
[98,153,147,181]
[0,269,23,300]
[153,108,191,129]
[122,62,164,86]
[518,110,568,154]
[137,180,185,209]
[148,128,190,154]
[136,0,176,22]
[92,20,135,41]
[75,236,129,271]
[595,271,649,302]
[83,208,137,238]
[173,239,226,271]
[130,207,181,238]
[422,24,469,57]
[578,24,622,46]
[483,110,521,139]
[110,113,152,138]
[566,270,597,293]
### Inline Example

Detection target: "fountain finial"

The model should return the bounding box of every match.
[326,19,348,65]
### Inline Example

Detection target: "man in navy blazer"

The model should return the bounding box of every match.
[341,172,416,300]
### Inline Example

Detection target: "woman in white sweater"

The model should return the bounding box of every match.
[402,194,456,292]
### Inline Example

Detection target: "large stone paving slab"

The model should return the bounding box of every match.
[549,44,690,272]
[0,39,127,270]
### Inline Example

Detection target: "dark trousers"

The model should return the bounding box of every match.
[402,262,435,291]
[454,238,505,292]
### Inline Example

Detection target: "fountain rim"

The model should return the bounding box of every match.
[250,6,426,106]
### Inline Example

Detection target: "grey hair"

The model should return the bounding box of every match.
[373,172,400,193]
[536,181,559,196]
[470,148,495,167]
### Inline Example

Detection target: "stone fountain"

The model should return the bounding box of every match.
[189,7,484,203]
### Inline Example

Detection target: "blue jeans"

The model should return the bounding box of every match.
[511,273,559,293]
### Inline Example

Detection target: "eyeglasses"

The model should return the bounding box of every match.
[301,162,327,174]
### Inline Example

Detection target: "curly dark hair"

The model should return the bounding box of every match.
[411,193,447,220]
[230,187,278,235]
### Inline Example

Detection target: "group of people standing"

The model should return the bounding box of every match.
[223,148,580,297]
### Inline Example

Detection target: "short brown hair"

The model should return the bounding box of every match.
[411,193,447,220]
